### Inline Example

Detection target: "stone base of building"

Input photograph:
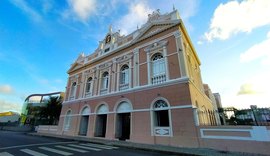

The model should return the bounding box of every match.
[38,125,270,155]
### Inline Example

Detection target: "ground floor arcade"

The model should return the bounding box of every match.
[57,82,214,147]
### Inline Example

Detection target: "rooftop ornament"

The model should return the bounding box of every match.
[148,9,161,22]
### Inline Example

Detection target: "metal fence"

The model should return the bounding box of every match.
[197,107,270,126]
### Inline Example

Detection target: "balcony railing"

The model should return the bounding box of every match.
[152,74,166,84]
[100,88,108,95]
[119,83,129,91]
[69,96,75,100]
[85,92,92,98]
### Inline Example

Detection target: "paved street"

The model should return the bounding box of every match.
[0,131,179,156]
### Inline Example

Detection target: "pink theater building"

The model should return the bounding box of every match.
[57,9,215,146]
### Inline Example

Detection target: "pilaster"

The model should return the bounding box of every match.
[174,31,188,77]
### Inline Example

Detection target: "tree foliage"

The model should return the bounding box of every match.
[39,96,63,125]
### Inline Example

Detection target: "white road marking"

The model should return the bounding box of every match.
[68,144,101,151]
[80,143,118,149]
[56,145,88,153]
[0,152,14,156]
[39,147,73,156]
[0,141,77,150]
[21,149,48,156]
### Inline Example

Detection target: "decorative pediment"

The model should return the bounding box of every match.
[68,53,86,73]
[68,62,83,73]
[132,20,180,43]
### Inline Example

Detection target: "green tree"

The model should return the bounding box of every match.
[40,96,63,125]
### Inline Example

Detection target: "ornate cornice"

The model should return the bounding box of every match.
[144,40,168,52]
[115,54,133,63]
[173,31,181,38]
[98,61,112,70]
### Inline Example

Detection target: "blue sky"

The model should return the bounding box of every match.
[0,0,270,113]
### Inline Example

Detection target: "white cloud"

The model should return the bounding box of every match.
[226,72,270,108]
[0,85,14,95]
[240,31,270,65]
[175,0,199,20]
[204,0,270,41]
[223,93,270,109]
[197,41,203,45]
[28,96,42,103]
[10,0,42,22]
[267,31,270,38]
[65,0,97,22]
[237,83,257,95]
[0,99,22,113]
[162,0,200,33]
[115,2,153,35]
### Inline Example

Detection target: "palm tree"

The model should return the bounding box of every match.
[39,96,63,125]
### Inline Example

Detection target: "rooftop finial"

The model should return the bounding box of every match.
[109,24,112,33]
[173,4,175,11]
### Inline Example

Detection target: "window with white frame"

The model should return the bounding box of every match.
[151,53,166,84]
[153,100,169,127]
[64,110,72,131]
[100,72,109,95]
[70,82,76,100]
[102,72,109,89]
[85,77,92,97]
[119,65,129,90]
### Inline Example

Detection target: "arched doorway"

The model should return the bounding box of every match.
[79,106,90,136]
[95,104,108,137]
[115,101,132,140]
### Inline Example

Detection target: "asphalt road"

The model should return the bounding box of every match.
[0,131,179,156]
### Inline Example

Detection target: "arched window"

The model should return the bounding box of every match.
[70,82,76,100]
[102,72,109,89]
[119,65,129,90]
[64,110,72,131]
[116,101,132,113]
[151,53,166,84]
[81,106,90,115]
[85,77,92,97]
[96,104,109,114]
[153,100,169,127]
[100,72,109,95]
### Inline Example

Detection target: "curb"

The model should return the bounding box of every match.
[28,133,260,156]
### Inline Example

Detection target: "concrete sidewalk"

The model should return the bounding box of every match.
[28,133,263,156]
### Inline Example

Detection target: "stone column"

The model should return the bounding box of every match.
[163,46,170,80]
[133,48,139,87]
[146,50,151,85]
[174,31,188,77]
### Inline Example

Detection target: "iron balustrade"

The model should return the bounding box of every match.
[197,107,270,126]
[152,74,166,84]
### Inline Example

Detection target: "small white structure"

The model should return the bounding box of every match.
[0,112,20,123]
